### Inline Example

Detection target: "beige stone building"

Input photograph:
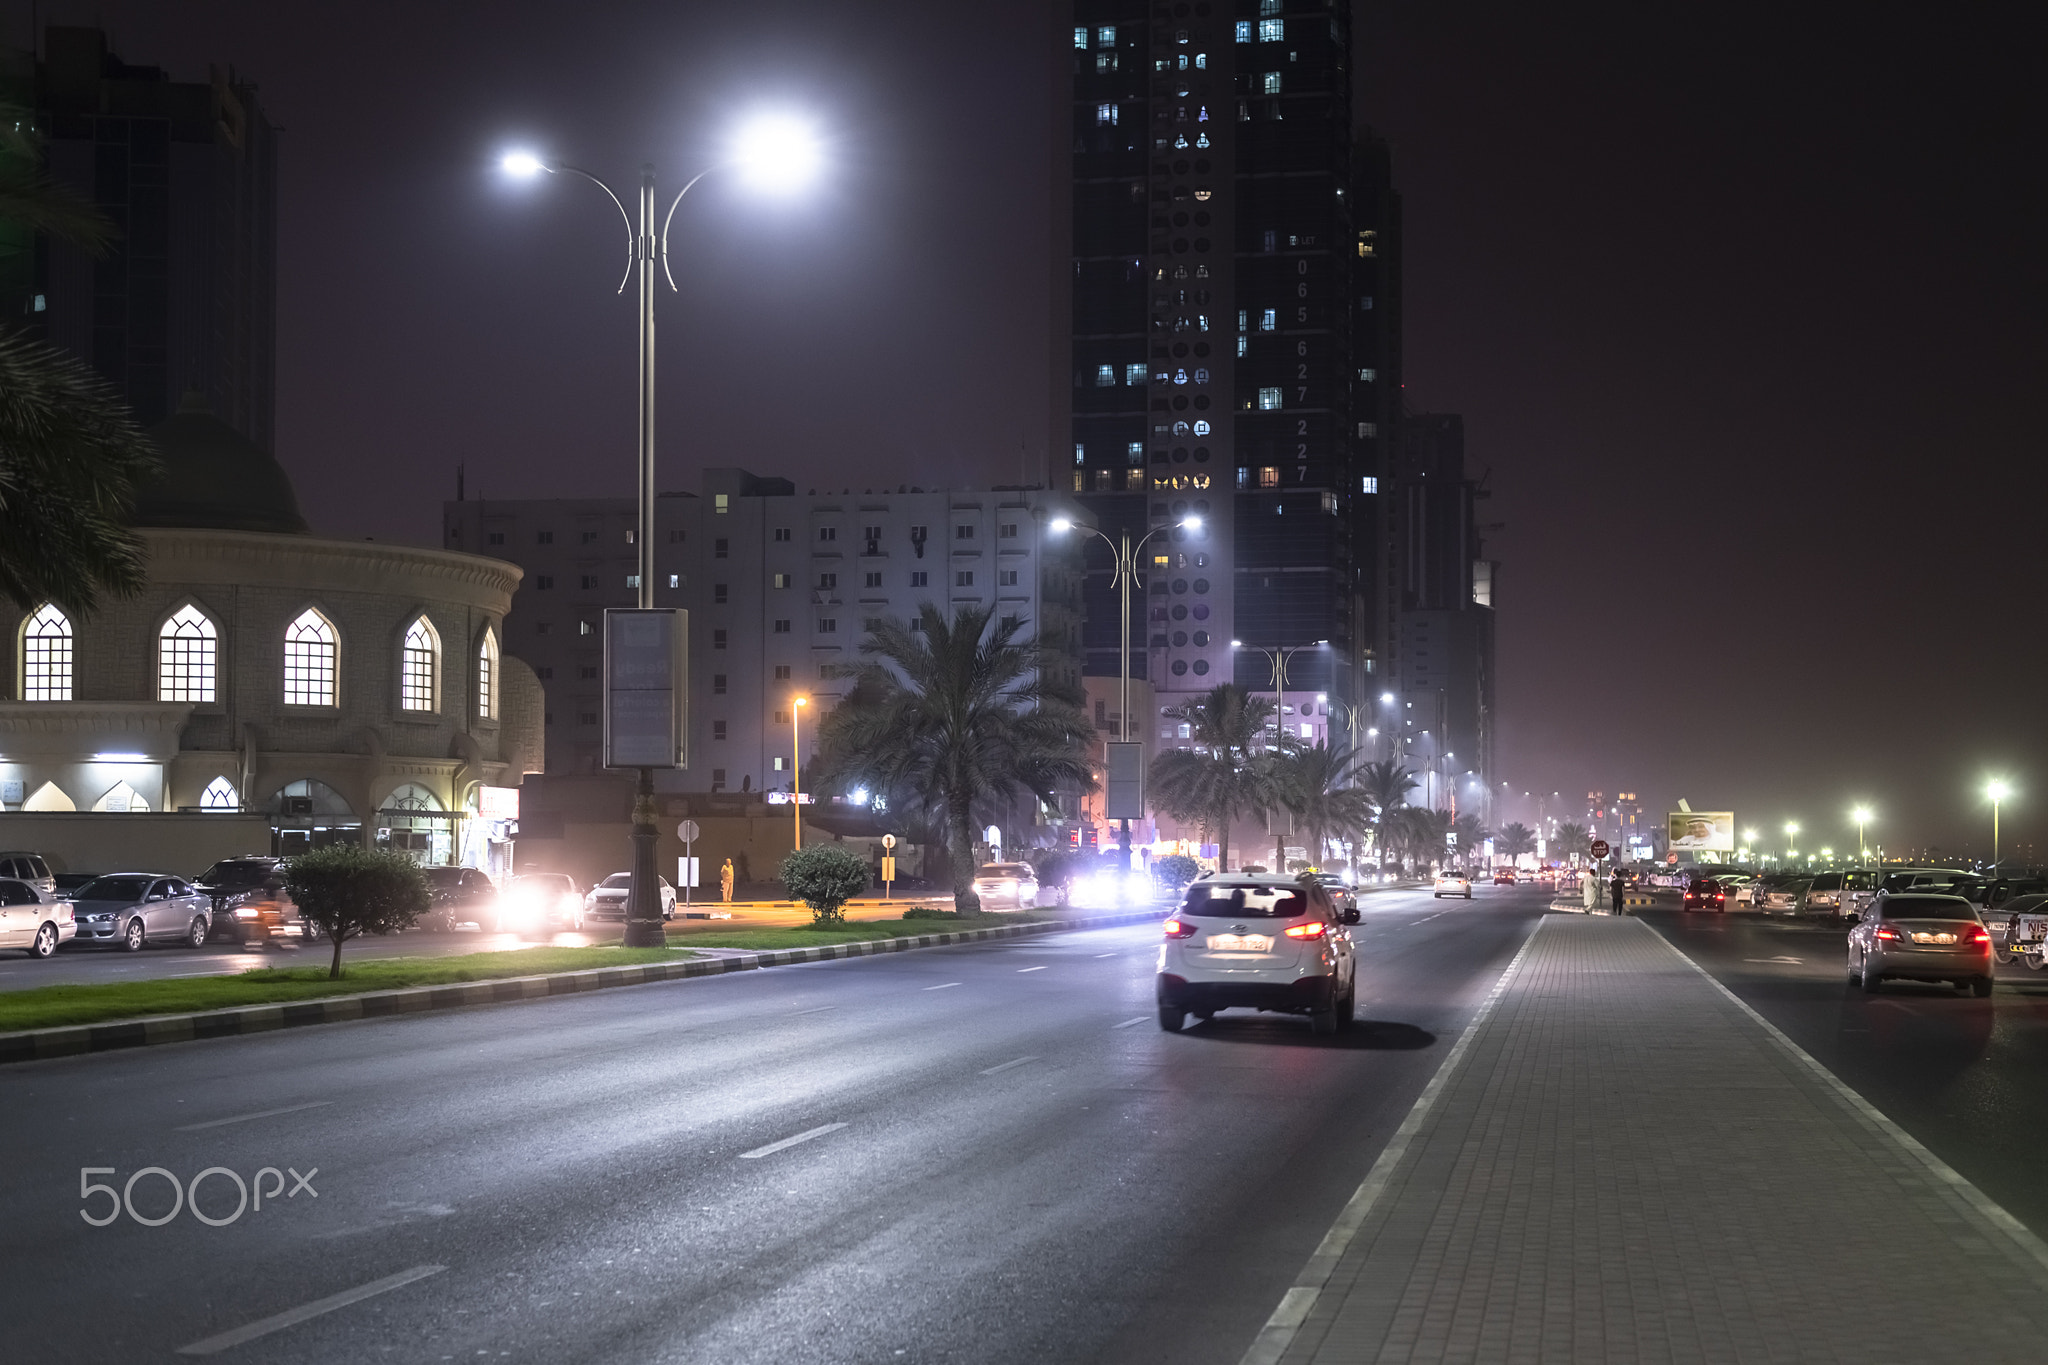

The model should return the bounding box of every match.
[0,401,543,875]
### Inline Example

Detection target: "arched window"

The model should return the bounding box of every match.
[92,781,150,813]
[477,629,499,720]
[400,617,438,712]
[201,777,240,811]
[158,604,218,702]
[284,609,337,706]
[21,780,75,812]
[20,603,72,701]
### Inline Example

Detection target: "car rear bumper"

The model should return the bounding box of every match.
[1869,947,1991,981]
[1157,972,1336,1013]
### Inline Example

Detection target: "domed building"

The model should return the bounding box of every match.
[0,398,544,876]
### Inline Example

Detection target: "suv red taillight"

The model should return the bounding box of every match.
[1283,921,1328,940]
[1162,917,1198,939]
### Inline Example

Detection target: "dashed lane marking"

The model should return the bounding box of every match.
[1113,1016,1149,1029]
[1017,966,1048,973]
[175,1264,445,1356]
[923,982,961,991]
[980,1056,1040,1076]
[175,1101,333,1132]
[739,1123,848,1160]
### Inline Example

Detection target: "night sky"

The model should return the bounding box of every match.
[15,1,2045,857]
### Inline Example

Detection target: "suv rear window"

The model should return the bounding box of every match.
[198,860,276,887]
[1181,884,1309,918]
[1881,896,1977,921]
[1808,873,1843,891]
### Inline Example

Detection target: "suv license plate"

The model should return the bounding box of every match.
[1206,934,1272,952]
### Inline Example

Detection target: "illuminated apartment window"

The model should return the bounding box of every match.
[1261,72,1282,95]
[400,618,438,712]
[1096,364,1115,386]
[1259,466,1280,488]
[1259,18,1283,40]
[1258,387,1283,410]
[1126,363,1147,385]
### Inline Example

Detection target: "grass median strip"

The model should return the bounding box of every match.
[0,946,690,1033]
[666,911,1052,951]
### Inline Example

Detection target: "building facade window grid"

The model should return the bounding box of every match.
[477,631,497,719]
[284,609,338,707]
[400,619,437,712]
[21,603,73,701]
[157,604,217,702]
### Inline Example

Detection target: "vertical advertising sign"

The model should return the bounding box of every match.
[1105,741,1145,820]
[604,609,688,769]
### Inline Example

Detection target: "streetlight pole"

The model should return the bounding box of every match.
[1051,516,1200,866]
[1851,806,1873,871]
[792,696,808,851]
[500,120,820,949]
[1987,780,2011,871]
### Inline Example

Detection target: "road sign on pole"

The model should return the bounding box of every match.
[676,820,701,905]
[1590,838,1611,860]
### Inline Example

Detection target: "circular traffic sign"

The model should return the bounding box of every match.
[881,833,896,850]
[1590,839,1611,859]
[677,820,701,842]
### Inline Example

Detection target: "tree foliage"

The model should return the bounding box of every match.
[1153,853,1202,891]
[0,102,157,619]
[1554,822,1591,864]
[282,845,431,979]
[1496,822,1537,861]
[1266,743,1375,870]
[810,604,1094,914]
[779,846,872,925]
[1148,684,1276,873]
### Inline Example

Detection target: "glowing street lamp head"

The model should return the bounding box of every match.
[1987,779,2013,803]
[1179,515,1203,530]
[794,695,808,708]
[1785,821,1800,835]
[501,150,547,178]
[732,115,821,192]
[1852,806,1874,825]
[1049,517,1074,533]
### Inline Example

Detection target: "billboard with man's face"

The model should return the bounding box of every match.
[1667,811,1735,852]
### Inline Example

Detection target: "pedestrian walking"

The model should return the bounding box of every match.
[1610,869,1629,915]
[1582,865,1601,912]
[720,857,735,904]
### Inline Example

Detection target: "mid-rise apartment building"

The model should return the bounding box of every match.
[442,471,1089,797]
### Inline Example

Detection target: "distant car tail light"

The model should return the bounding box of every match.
[1283,921,1328,940]
[1162,917,1198,939]
[1874,927,1899,940]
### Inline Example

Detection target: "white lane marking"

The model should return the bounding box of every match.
[1656,924,2048,1275]
[1237,916,1544,1365]
[1743,956,1805,964]
[739,1122,848,1160]
[1113,1016,1149,1029]
[1414,910,1449,923]
[174,1101,332,1132]
[980,1055,1040,1076]
[175,1264,445,1355]
[1017,966,1048,973]
[923,982,961,991]
[1094,952,1118,958]
[796,1006,836,1015]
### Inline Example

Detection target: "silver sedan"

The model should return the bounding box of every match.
[1847,892,1993,996]
[68,874,213,951]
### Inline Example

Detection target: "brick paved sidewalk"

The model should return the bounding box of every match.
[1254,914,2048,1365]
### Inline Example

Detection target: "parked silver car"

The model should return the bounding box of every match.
[1847,892,1993,996]
[0,851,57,896]
[68,874,213,951]
[0,876,74,957]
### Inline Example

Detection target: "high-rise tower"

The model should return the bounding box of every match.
[1063,1,1400,758]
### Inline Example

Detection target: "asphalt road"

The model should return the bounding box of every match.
[0,885,1543,1364]
[1641,906,2048,1239]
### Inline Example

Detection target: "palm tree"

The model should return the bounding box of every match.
[1269,743,1374,872]
[1148,683,1275,874]
[0,103,156,618]
[1385,806,1452,874]
[1496,822,1537,863]
[1554,822,1591,865]
[1353,760,1419,871]
[1450,811,1491,864]
[809,604,1094,914]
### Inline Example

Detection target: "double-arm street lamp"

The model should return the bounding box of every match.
[1230,640,1329,745]
[501,117,820,947]
[1050,515,1201,862]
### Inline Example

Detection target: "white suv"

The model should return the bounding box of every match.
[1156,874,1358,1035]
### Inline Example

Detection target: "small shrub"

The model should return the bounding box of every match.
[1153,853,1201,891]
[282,844,430,979]
[780,846,872,925]
[902,905,960,920]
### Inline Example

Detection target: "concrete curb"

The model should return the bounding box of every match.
[0,909,1170,1066]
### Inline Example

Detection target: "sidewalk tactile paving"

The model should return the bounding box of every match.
[1278,914,2048,1364]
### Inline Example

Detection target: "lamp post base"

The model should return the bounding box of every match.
[623,766,666,948]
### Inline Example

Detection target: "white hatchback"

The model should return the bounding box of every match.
[1156,875,1358,1035]
[1434,870,1473,899]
